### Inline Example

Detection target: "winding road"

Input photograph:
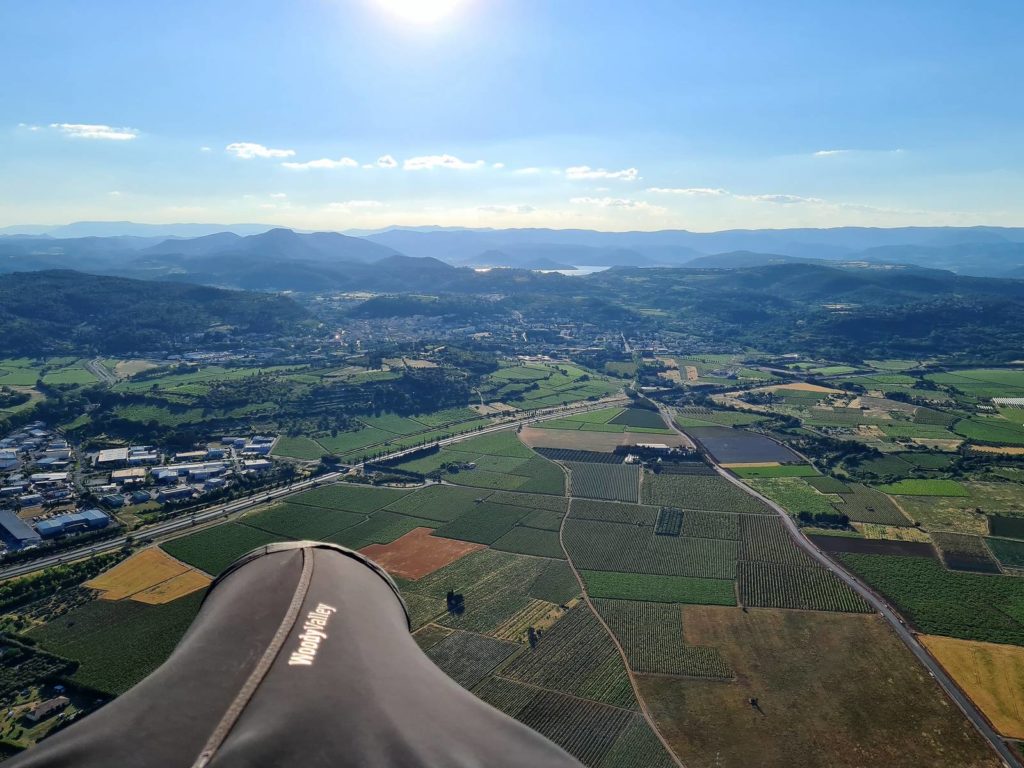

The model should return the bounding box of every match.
[658,404,1020,768]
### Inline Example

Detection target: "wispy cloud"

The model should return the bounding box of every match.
[565,166,639,181]
[813,149,851,157]
[477,204,536,214]
[269,192,288,199]
[281,156,358,170]
[647,187,729,196]
[570,196,663,212]
[51,123,138,141]
[513,167,544,175]
[376,154,398,168]
[226,142,295,159]
[199,146,212,152]
[404,154,485,171]
[17,122,41,132]
[735,193,825,205]
[328,200,384,210]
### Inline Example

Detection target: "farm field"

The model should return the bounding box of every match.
[877,478,970,496]
[684,426,801,464]
[737,561,870,613]
[84,548,211,603]
[480,362,620,410]
[566,462,639,503]
[931,532,1001,573]
[161,523,281,576]
[987,537,1024,568]
[746,477,840,517]
[643,474,772,514]
[895,481,1024,534]
[674,407,767,428]
[519,424,689,452]
[730,464,818,478]
[28,592,205,694]
[359,527,484,579]
[838,553,1024,644]
[920,635,1024,740]
[582,571,736,605]
[640,606,1002,768]
[424,631,520,690]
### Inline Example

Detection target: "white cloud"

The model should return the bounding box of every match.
[736,193,826,205]
[513,167,544,175]
[108,190,122,198]
[565,165,639,181]
[492,162,506,169]
[50,123,138,141]
[281,156,359,170]
[477,204,536,214]
[225,142,295,159]
[404,154,485,171]
[570,196,663,212]
[813,149,851,157]
[377,154,398,168]
[647,187,729,196]
[269,192,288,199]
[200,146,212,152]
[17,123,41,132]
[328,200,384,210]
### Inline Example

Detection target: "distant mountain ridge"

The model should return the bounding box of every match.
[2,223,1024,285]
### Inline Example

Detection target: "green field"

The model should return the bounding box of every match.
[746,478,840,516]
[161,524,282,575]
[839,553,1024,644]
[29,592,204,694]
[876,479,969,497]
[731,465,819,479]
[582,571,736,605]
[643,474,771,514]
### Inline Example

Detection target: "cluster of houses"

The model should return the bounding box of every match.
[91,435,277,509]
[0,423,114,553]
[0,429,280,556]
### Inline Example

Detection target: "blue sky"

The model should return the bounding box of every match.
[2,0,1022,231]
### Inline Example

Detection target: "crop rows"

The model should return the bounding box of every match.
[501,605,637,709]
[931,532,1001,573]
[655,462,717,476]
[425,631,521,689]
[383,484,492,522]
[162,523,281,576]
[746,478,840,517]
[568,462,640,503]
[581,570,736,605]
[536,447,625,464]
[492,525,566,559]
[594,599,733,678]
[564,519,738,579]
[838,553,1024,644]
[681,509,740,541]
[529,560,583,605]
[243,502,364,541]
[643,474,772,514]
[739,515,815,567]
[290,483,412,513]
[570,499,660,526]
[654,507,683,536]
[493,598,565,642]
[608,408,668,430]
[326,510,427,550]
[986,537,1024,569]
[835,484,910,526]
[433,502,533,544]
[598,717,678,768]
[516,688,635,766]
[738,561,871,613]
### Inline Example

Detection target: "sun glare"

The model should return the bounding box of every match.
[376,0,465,24]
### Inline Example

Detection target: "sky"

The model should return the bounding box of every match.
[2,0,1023,232]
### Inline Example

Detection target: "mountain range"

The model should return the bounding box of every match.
[3,223,1024,288]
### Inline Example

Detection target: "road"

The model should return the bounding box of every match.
[84,358,118,386]
[0,397,628,581]
[659,405,1021,768]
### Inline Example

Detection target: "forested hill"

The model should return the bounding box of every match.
[0,270,308,356]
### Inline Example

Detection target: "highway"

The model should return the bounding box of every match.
[659,405,1021,768]
[0,397,627,581]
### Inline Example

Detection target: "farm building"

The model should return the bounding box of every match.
[0,509,41,549]
[174,450,208,463]
[27,696,69,722]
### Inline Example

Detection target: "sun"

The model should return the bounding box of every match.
[376,0,465,24]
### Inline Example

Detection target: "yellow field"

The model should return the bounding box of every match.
[970,445,1024,455]
[132,570,211,604]
[921,635,1024,739]
[493,598,566,642]
[854,523,932,542]
[684,365,699,382]
[85,548,210,603]
[721,461,781,469]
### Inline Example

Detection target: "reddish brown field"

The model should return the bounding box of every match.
[360,527,484,580]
